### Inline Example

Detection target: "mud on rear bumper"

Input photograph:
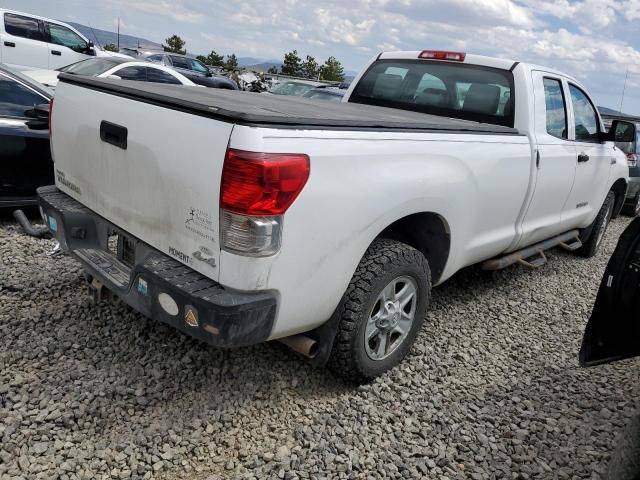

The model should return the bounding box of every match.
[37,186,276,348]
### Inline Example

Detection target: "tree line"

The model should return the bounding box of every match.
[268,50,345,82]
[159,35,345,82]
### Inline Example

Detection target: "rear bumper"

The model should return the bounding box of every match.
[37,186,277,348]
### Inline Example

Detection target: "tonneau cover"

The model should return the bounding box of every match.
[59,73,520,135]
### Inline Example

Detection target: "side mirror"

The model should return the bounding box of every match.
[24,103,50,130]
[24,103,50,120]
[107,74,122,80]
[88,41,94,49]
[604,120,636,143]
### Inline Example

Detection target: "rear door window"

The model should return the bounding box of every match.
[543,78,567,139]
[350,59,515,127]
[4,13,43,40]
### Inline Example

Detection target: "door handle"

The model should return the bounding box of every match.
[100,120,127,150]
[578,153,590,163]
[51,50,61,56]
[4,41,15,47]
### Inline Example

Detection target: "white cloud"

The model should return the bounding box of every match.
[105,0,204,24]
[96,0,640,112]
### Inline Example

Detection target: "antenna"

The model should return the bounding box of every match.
[117,18,120,50]
[88,23,102,49]
[619,68,629,114]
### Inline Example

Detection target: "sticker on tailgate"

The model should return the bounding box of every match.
[184,207,216,243]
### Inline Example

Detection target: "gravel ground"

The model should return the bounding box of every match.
[1,213,639,480]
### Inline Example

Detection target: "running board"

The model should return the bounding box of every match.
[482,230,581,271]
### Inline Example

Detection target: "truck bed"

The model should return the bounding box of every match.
[58,73,520,135]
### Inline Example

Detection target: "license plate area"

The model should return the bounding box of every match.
[107,229,137,268]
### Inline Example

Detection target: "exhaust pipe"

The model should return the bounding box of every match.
[278,334,318,359]
[13,209,50,238]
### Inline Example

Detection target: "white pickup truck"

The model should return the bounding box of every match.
[39,50,636,382]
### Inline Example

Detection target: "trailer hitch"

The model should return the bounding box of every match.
[13,209,51,239]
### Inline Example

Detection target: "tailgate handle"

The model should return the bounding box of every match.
[100,121,128,150]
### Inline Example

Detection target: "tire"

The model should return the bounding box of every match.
[606,414,640,480]
[327,238,431,383]
[577,191,615,258]
[622,194,640,217]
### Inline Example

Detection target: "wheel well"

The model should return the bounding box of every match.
[378,212,451,284]
[611,178,627,218]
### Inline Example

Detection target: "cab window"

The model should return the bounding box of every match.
[4,13,43,40]
[350,59,515,127]
[47,23,88,53]
[569,84,599,142]
[543,78,567,139]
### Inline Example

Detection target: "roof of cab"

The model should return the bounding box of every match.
[378,50,581,85]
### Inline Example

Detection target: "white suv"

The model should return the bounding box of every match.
[0,8,126,71]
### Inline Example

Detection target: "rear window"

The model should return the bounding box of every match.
[59,58,122,76]
[349,59,515,127]
[4,13,43,40]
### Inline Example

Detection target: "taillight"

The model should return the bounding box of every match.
[418,50,466,61]
[221,149,310,215]
[220,149,310,256]
[627,153,638,167]
[48,97,54,134]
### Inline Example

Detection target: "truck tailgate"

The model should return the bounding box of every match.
[51,80,232,281]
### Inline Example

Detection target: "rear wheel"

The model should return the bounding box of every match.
[577,191,615,258]
[327,239,431,383]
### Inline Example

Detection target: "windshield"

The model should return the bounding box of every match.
[191,59,210,74]
[350,59,515,127]
[59,58,123,76]
[271,82,317,96]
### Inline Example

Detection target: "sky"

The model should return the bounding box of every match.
[2,0,640,114]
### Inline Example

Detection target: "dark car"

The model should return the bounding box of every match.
[141,52,238,90]
[580,217,640,479]
[302,87,345,102]
[602,115,640,216]
[0,64,52,208]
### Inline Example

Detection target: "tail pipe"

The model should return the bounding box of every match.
[13,209,50,239]
[278,334,318,359]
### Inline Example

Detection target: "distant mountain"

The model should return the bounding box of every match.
[68,22,161,50]
[242,62,282,72]
[598,106,623,116]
